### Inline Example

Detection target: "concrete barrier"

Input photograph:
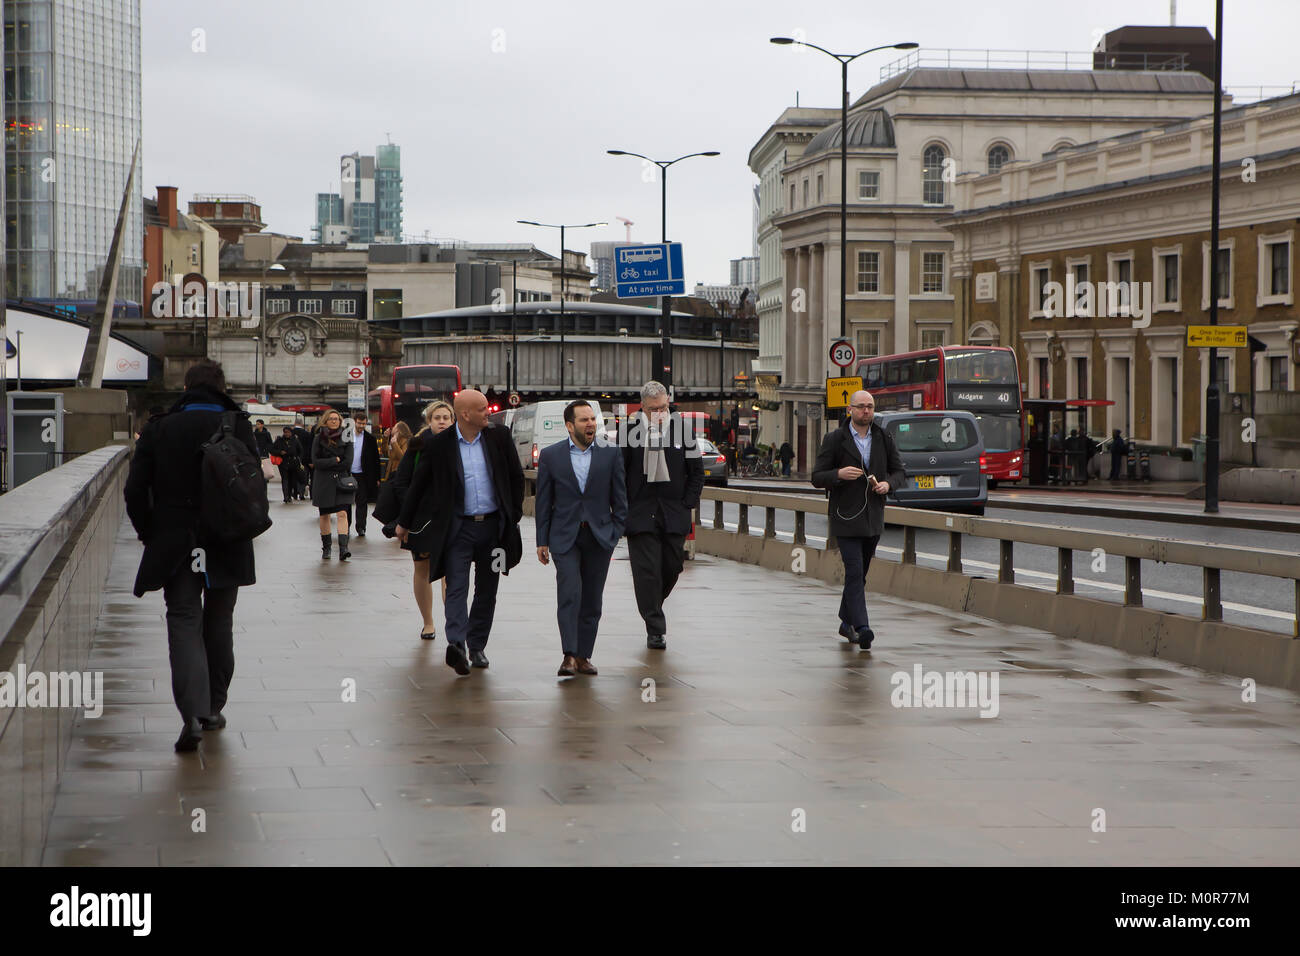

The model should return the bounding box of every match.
[0,446,129,866]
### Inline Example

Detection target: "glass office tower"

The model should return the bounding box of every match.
[4,0,143,300]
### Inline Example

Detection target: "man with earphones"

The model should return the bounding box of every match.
[811,389,905,650]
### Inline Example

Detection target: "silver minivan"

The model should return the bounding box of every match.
[876,410,987,516]
[508,399,605,470]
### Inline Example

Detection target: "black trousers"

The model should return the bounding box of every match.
[627,531,685,636]
[837,534,880,632]
[351,473,367,532]
[277,463,296,502]
[553,524,613,658]
[161,563,238,722]
[443,513,503,652]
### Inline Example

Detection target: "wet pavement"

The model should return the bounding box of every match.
[43,503,1300,865]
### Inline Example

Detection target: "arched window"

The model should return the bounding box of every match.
[922,145,946,204]
[987,144,1010,175]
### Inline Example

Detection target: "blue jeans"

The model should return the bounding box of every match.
[443,513,502,651]
[837,535,879,632]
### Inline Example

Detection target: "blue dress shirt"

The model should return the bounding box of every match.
[851,425,873,472]
[457,423,499,515]
[568,437,593,493]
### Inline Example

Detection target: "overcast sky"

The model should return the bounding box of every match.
[142,0,1298,288]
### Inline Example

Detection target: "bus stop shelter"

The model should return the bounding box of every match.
[1024,399,1114,485]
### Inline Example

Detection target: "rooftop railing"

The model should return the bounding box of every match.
[880,48,1191,79]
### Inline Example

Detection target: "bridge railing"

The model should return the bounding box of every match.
[695,487,1300,637]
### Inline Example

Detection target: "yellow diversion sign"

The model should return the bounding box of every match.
[1186,325,1247,348]
[825,376,864,408]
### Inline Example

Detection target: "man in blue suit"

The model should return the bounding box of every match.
[535,400,628,677]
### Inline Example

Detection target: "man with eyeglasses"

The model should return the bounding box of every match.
[811,390,905,650]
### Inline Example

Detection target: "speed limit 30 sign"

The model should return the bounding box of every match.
[829,339,856,368]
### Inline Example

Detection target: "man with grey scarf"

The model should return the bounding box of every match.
[620,381,705,649]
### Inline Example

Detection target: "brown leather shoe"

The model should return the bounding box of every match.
[557,655,577,677]
[575,658,598,676]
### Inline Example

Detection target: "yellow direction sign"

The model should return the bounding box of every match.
[1187,325,1247,348]
[826,376,863,409]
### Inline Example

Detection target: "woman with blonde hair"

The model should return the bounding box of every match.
[384,421,413,481]
[379,401,454,638]
[311,409,356,560]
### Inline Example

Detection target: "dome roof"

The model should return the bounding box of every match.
[805,108,895,155]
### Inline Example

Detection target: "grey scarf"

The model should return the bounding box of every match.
[642,414,672,483]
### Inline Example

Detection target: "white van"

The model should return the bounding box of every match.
[509,399,604,470]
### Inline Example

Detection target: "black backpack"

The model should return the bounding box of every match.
[199,412,272,543]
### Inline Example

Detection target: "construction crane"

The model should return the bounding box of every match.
[616,217,634,242]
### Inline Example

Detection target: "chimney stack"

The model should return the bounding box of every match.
[157,185,178,228]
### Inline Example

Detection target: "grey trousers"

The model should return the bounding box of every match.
[162,565,238,722]
[553,524,613,658]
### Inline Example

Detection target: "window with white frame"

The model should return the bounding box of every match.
[857,251,880,293]
[1153,246,1181,310]
[331,298,357,315]
[1269,355,1289,390]
[921,251,945,293]
[1107,253,1134,316]
[298,298,323,314]
[1201,240,1234,309]
[855,328,880,359]
[920,328,946,350]
[1030,262,1051,316]
[1214,355,1230,390]
[922,145,946,205]
[1257,232,1293,306]
[264,297,291,314]
[858,170,879,200]
[1068,259,1090,315]
[987,144,1010,174]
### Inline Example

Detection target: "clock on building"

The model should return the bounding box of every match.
[282,327,308,355]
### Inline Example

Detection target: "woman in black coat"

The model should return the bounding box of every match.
[270,427,303,504]
[311,409,356,560]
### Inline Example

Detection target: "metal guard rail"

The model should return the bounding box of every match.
[695,487,1300,637]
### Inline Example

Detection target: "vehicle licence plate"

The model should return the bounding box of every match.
[914,475,934,489]
[935,475,952,488]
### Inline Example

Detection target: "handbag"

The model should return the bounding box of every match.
[261,458,276,481]
[336,474,359,493]
[269,454,282,466]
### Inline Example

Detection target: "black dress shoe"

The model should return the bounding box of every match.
[356,530,365,538]
[174,718,202,753]
[420,628,436,641]
[469,649,489,669]
[857,627,875,650]
[839,621,856,640]
[446,642,471,676]
[198,713,226,731]
[647,633,667,650]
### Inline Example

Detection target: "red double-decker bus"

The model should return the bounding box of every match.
[380,364,462,431]
[856,345,1025,483]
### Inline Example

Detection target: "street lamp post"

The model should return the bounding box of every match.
[517,220,605,398]
[607,149,720,394]
[1204,0,1225,514]
[480,254,550,393]
[769,38,917,350]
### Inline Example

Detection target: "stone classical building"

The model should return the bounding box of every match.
[943,91,1300,465]
[751,44,1222,471]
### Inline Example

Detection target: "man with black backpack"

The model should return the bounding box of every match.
[124,359,270,753]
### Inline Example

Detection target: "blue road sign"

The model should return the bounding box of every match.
[614,243,685,298]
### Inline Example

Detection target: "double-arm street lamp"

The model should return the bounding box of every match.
[479,254,552,393]
[770,37,917,346]
[517,220,606,395]
[606,149,720,393]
